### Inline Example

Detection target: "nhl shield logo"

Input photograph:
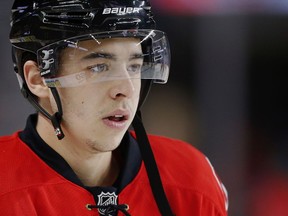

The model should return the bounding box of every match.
[97,192,118,215]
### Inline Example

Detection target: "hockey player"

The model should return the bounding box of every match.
[0,0,228,215]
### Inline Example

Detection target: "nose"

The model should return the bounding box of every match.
[109,77,137,100]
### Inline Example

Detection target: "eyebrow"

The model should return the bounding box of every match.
[130,53,147,60]
[81,52,116,60]
[81,52,146,61]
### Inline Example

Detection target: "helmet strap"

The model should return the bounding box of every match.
[50,87,65,140]
[132,111,174,216]
[21,85,65,140]
[138,80,152,109]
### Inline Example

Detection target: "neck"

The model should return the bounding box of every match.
[68,151,119,187]
[36,114,120,187]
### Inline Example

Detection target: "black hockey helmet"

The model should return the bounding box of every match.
[10,0,157,52]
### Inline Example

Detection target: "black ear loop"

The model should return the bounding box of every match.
[21,84,65,140]
[50,87,65,140]
[13,48,65,140]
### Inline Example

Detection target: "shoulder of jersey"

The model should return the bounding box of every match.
[0,133,66,196]
[145,134,227,211]
[147,134,211,183]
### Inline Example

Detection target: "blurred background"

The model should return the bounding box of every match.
[1,1,288,215]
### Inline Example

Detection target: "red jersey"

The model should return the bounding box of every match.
[0,131,227,215]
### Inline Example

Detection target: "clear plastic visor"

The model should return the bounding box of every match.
[37,30,170,88]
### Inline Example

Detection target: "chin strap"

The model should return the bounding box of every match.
[50,87,65,139]
[132,111,174,216]
[21,85,65,140]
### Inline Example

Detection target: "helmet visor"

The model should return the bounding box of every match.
[37,30,170,88]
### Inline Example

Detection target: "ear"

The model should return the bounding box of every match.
[23,60,50,98]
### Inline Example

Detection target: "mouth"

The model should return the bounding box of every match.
[106,114,128,122]
[102,111,130,129]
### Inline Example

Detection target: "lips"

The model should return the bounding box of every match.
[102,110,130,129]
[107,114,128,122]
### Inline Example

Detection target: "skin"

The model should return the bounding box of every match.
[23,38,142,186]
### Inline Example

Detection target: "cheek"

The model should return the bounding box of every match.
[59,86,107,116]
[57,88,88,117]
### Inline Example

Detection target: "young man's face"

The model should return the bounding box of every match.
[50,37,142,151]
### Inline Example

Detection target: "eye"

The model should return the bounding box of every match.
[127,64,142,73]
[87,63,109,73]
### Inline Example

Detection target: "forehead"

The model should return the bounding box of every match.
[62,37,142,59]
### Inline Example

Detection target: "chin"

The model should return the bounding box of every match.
[86,133,125,152]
